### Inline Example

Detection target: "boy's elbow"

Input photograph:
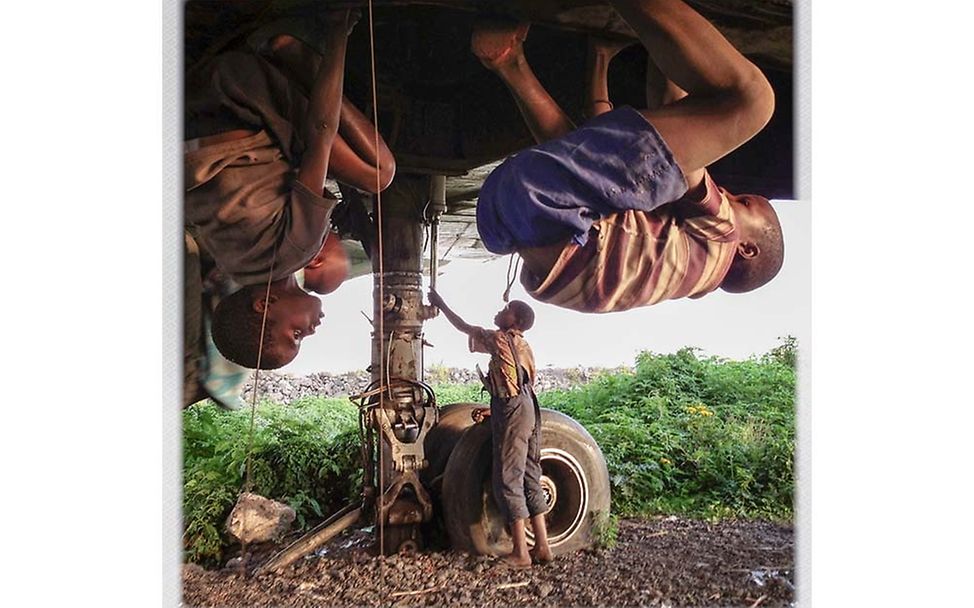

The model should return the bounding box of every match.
[378,157,396,192]
[362,157,396,194]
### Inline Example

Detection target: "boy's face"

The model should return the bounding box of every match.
[726,192,775,238]
[493,304,518,330]
[262,290,324,364]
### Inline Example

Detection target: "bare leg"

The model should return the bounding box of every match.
[471,23,574,282]
[608,0,774,177]
[584,37,633,119]
[585,36,705,194]
[504,519,533,568]
[644,53,688,111]
[471,22,575,144]
[643,54,707,192]
[528,514,554,563]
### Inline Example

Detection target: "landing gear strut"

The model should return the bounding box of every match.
[364,174,442,555]
[260,172,610,570]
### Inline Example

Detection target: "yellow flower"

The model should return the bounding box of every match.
[686,403,714,417]
[660,458,672,465]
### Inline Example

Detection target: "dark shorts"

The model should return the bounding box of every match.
[490,388,549,524]
[476,106,689,253]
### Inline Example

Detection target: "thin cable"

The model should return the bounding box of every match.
[244,242,278,493]
[365,0,386,558]
[386,330,395,403]
[503,253,521,302]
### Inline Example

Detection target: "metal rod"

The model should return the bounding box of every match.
[256,504,362,574]
[430,221,439,291]
[429,175,447,290]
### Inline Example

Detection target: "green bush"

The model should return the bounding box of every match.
[429,382,488,406]
[182,396,361,564]
[183,340,795,562]
[540,344,795,519]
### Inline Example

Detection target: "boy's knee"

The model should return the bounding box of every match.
[732,67,775,138]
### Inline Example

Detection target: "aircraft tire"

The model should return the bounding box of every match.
[441,408,611,557]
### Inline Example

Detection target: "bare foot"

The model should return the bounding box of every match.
[471,21,531,70]
[530,546,554,564]
[501,552,533,569]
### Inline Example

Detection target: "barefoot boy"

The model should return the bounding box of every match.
[427,289,553,568]
[185,10,395,369]
[473,0,782,313]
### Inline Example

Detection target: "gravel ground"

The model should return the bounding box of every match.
[183,517,794,607]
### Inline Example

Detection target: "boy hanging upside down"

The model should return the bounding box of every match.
[427,289,553,569]
[473,0,783,313]
[184,9,395,369]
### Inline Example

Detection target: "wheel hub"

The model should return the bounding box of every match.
[527,448,589,547]
[540,475,558,510]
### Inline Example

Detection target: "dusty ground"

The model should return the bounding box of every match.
[183,517,794,607]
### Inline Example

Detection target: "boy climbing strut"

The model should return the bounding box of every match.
[473,0,783,313]
[427,289,553,568]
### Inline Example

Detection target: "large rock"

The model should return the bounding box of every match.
[225,492,296,545]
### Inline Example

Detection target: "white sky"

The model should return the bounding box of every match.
[284,200,809,374]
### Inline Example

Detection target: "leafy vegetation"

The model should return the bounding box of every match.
[592,511,620,550]
[182,339,796,563]
[540,345,795,519]
[182,396,362,563]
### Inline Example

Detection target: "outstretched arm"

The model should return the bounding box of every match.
[427,289,475,336]
[296,10,353,194]
[609,0,774,175]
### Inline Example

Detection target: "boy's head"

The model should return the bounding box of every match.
[720,192,784,294]
[303,234,349,295]
[494,299,535,331]
[211,281,323,369]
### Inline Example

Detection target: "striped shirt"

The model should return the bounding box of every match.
[468,328,536,399]
[521,173,737,313]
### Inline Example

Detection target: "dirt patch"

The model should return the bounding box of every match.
[183,517,794,607]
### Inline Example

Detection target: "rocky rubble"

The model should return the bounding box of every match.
[241,367,624,404]
[183,517,796,607]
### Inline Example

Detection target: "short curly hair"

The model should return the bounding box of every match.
[211,287,290,370]
[721,214,784,294]
[507,299,535,332]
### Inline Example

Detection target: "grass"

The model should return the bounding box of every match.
[182,339,796,563]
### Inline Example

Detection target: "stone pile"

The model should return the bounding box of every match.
[241,366,623,404]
